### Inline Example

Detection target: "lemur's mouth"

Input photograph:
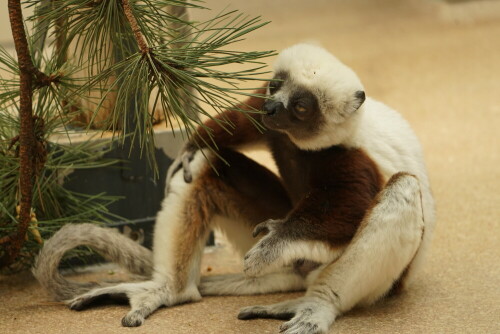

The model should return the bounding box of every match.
[262,113,287,131]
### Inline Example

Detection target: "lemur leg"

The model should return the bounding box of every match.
[242,173,425,334]
[67,151,214,326]
[66,150,213,322]
[68,280,169,327]
[69,148,296,326]
[200,270,306,296]
[197,149,312,296]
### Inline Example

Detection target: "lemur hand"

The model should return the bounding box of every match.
[166,143,196,191]
[244,219,285,277]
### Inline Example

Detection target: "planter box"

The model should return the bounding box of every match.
[61,128,213,266]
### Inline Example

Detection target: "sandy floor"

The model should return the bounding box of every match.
[1,0,500,333]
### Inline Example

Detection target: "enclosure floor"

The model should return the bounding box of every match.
[1,0,499,333]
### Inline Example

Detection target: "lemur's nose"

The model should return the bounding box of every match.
[263,100,285,116]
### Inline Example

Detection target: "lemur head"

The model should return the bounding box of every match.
[262,44,366,150]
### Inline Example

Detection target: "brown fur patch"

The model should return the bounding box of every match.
[174,162,214,292]
[280,147,384,246]
[189,85,268,150]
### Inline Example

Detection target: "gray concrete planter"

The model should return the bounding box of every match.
[62,128,188,260]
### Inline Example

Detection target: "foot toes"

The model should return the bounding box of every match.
[280,321,319,334]
[121,311,145,327]
[279,320,292,332]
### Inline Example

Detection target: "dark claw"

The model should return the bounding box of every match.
[182,150,195,183]
[183,169,192,183]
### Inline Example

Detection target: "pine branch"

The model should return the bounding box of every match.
[122,0,149,54]
[0,0,37,267]
[0,0,57,268]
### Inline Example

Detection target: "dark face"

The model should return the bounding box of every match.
[262,73,325,141]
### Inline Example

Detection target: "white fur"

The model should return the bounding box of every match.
[307,174,425,312]
[280,241,344,266]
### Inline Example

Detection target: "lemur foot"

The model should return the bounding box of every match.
[239,297,337,334]
[244,219,285,277]
[67,281,172,327]
[279,297,337,334]
[121,310,145,327]
[121,283,171,327]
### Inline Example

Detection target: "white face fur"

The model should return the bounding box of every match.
[263,44,366,151]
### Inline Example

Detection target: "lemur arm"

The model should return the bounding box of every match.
[167,85,268,184]
[245,185,381,276]
[281,183,375,244]
[244,148,384,276]
[282,148,383,244]
[243,183,377,277]
[186,85,268,151]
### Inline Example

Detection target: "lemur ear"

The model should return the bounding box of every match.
[355,90,366,106]
[344,90,366,115]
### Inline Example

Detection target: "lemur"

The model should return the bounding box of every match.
[33,44,435,334]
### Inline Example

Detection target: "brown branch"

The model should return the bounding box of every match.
[18,53,54,87]
[1,0,37,268]
[122,0,149,54]
[8,0,56,86]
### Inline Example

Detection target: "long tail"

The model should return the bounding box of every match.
[32,223,153,301]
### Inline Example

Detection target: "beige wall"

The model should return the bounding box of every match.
[0,5,13,47]
[0,5,13,82]
[0,4,35,48]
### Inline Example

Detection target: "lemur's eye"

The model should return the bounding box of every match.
[294,104,307,113]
